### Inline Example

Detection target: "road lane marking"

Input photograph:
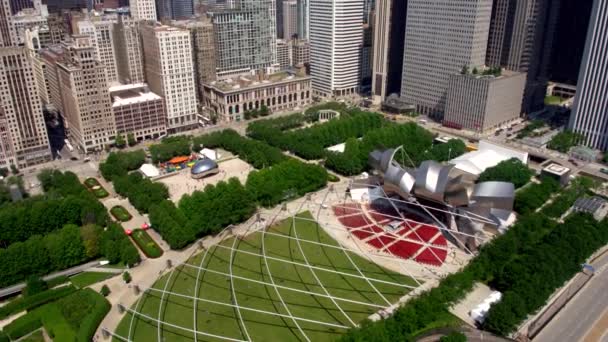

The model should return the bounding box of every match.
[583,307,608,342]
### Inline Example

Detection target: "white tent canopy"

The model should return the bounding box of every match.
[139,163,160,178]
[449,141,528,176]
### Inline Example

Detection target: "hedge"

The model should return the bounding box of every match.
[0,331,8,342]
[130,229,163,258]
[46,275,69,288]
[514,177,560,215]
[0,285,77,320]
[3,311,42,340]
[75,289,111,342]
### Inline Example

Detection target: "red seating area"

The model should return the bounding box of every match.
[337,214,368,229]
[387,241,424,259]
[351,229,375,240]
[333,204,449,267]
[408,225,440,242]
[414,247,448,266]
[333,203,361,217]
[367,235,396,249]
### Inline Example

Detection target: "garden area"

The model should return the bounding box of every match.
[110,205,132,222]
[83,178,109,198]
[129,229,163,258]
[114,212,418,342]
[0,288,110,342]
[477,158,534,188]
[0,171,140,289]
[69,272,116,289]
[547,130,585,153]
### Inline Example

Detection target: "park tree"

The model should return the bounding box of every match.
[115,133,126,148]
[127,133,136,147]
[100,285,110,297]
[547,130,584,153]
[478,158,534,188]
[122,271,132,284]
[259,104,270,116]
[80,224,101,258]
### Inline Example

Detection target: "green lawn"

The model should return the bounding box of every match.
[20,329,45,342]
[130,229,163,258]
[544,95,562,105]
[113,211,419,342]
[70,272,115,288]
[110,205,132,222]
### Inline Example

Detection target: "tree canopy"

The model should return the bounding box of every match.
[547,130,584,153]
[478,158,533,188]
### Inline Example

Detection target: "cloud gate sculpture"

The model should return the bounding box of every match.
[368,147,515,246]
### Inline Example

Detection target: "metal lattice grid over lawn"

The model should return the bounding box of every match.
[113,211,420,341]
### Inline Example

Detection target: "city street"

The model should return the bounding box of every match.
[533,253,608,342]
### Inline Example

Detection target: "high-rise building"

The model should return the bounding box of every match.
[210,0,277,78]
[296,0,308,39]
[157,0,194,20]
[360,22,372,88]
[173,18,217,100]
[282,0,297,39]
[276,39,291,69]
[37,45,65,112]
[113,16,144,84]
[310,0,363,98]
[371,0,407,103]
[45,0,87,13]
[130,0,157,21]
[400,0,492,118]
[76,17,119,84]
[109,83,167,140]
[0,47,52,168]
[0,0,16,46]
[56,35,116,152]
[548,0,593,86]
[9,0,33,14]
[276,0,284,38]
[141,23,198,133]
[568,0,608,150]
[292,38,309,66]
[486,0,561,113]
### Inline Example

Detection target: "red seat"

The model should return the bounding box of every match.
[367,235,396,249]
[387,240,424,259]
[337,214,368,229]
[431,234,447,247]
[333,203,361,217]
[414,247,448,266]
[410,225,440,242]
[351,229,375,240]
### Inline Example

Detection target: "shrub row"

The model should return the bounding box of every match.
[193,129,287,169]
[0,171,108,247]
[149,136,191,164]
[514,177,560,215]
[325,123,466,176]
[100,223,141,267]
[113,173,169,214]
[72,289,111,342]
[3,311,42,340]
[151,159,328,249]
[483,214,608,335]
[540,177,594,218]
[0,285,76,320]
[247,112,384,160]
[99,150,146,181]
[477,158,534,189]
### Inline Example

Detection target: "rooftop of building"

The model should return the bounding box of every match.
[109,83,162,107]
[457,67,524,81]
[208,71,309,92]
[543,163,570,176]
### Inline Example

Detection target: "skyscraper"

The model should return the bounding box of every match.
[310,0,363,98]
[130,0,157,21]
[276,0,284,38]
[113,16,145,84]
[400,0,493,117]
[282,0,297,39]
[485,0,560,113]
[371,0,407,103]
[157,0,194,20]
[548,0,593,85]
[141,23,198,133]
[568,0,608,150]
[0,47,52,167]
[296,0,308,39]
[56,36,116,153]
[76,18,119,84]
[210,0,276,78]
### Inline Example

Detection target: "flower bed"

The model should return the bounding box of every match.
[130,229,163,258]
[83,178,109,198]
[110,205,132,222]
